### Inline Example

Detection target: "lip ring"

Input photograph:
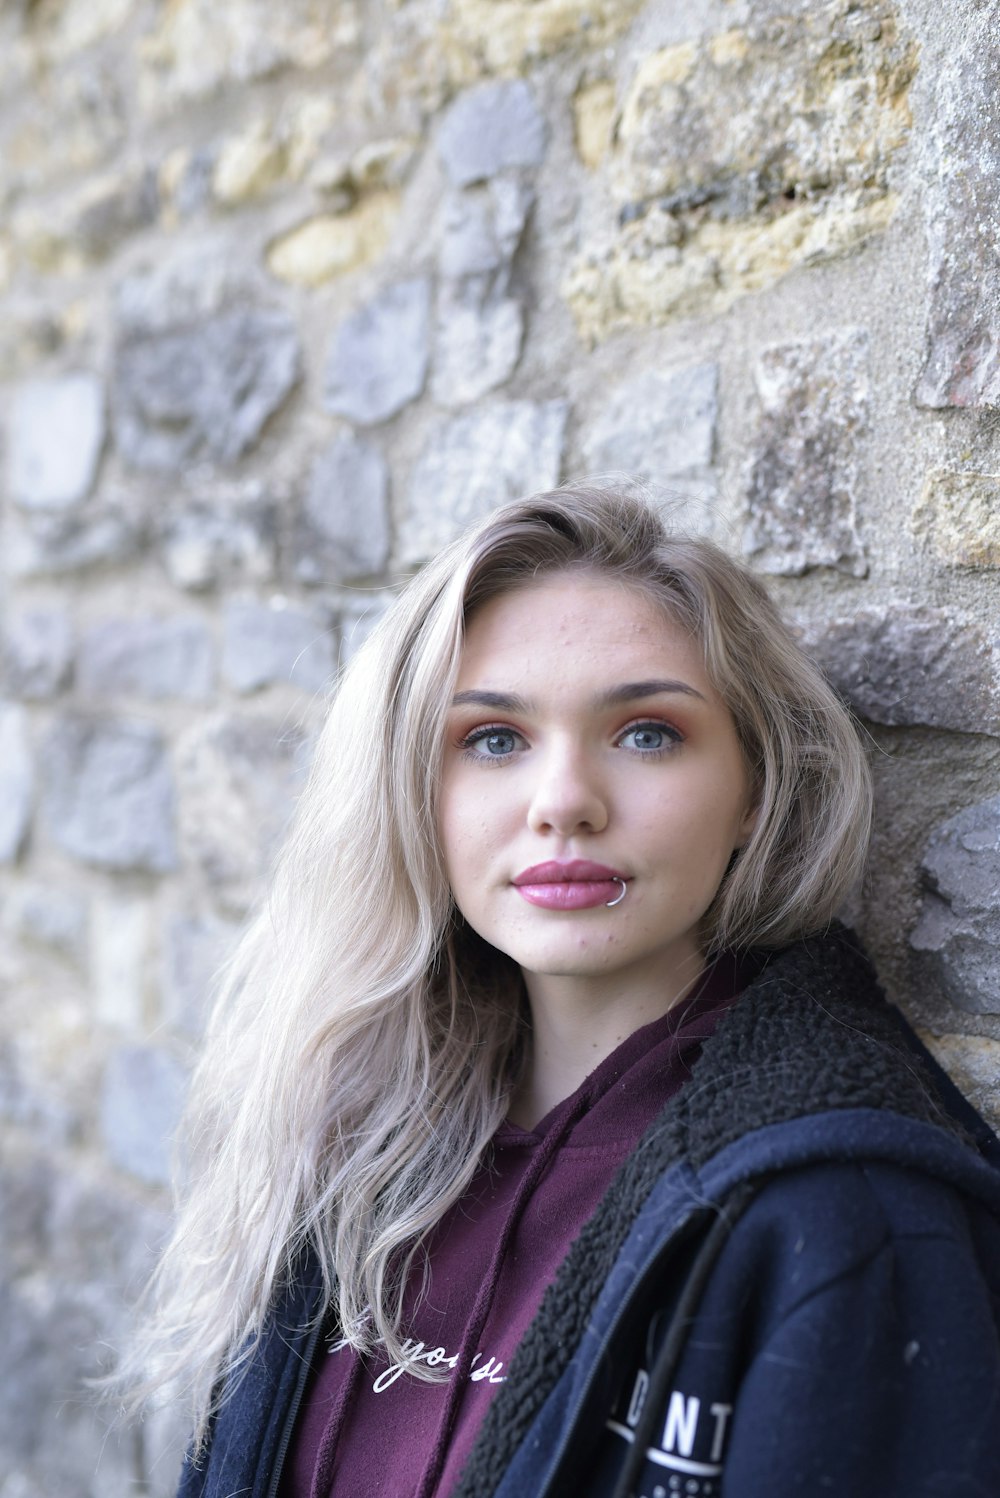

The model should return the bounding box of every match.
[605,877,627,907]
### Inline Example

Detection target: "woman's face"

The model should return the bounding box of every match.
[438,572,757,994]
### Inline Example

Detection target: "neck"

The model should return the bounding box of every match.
[508,957,706,1130]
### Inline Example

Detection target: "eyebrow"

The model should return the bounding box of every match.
[450,679,707,711]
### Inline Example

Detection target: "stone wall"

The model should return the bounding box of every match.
[2,1,999,1492]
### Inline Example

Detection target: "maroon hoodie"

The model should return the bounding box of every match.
[281,957,741,1498]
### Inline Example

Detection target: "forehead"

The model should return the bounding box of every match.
[457,572,709,687]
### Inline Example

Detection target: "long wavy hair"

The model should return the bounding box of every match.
[122,483,871,1439]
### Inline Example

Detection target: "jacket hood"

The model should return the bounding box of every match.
[453,923,1000,1498]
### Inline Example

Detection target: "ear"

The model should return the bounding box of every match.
[734,800,759,850]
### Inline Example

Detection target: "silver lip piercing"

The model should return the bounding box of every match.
[606,877,627,907]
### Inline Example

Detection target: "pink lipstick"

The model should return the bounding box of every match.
[512,860,628,911]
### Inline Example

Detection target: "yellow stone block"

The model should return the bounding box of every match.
[573,80,616,170]
[447,0,645,76]
[708,29,750,67]
[912,471,1000,569]
[214,119,288,205]
[38,0,135,58]
[283,95,340,180]
[140,0,359,111]
[265,193,399,286]
[563,194,897,343]
[617,41,698,149]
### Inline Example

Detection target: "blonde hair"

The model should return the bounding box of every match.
[123,483,871,1438]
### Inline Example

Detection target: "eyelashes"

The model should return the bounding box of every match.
[456,720,684,764]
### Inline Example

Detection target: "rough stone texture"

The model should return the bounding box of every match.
[212,117,288,206]
[910,796,1000,1016]
[574,80,616,170]
[176,713,308,914]
[1,607,73,699]
[100,1045,188,1184]
[265,194,398,286]
[77,614,214,701]
[139,0,361,113]
[400,399,567,563]
[922,1033,1000,1122]
[221,596,336,694]
[157,490,278,591]
[114,306,301,471]
[5,503,143,578]
[438,178,534,284]
[0,1276,141,1498]
[160,913,238,1036]
[436,80,547,187]
[6,374,105,511]
[565,3,916,340]
[40,716,177,873]
[744,329,868,577]
[582,361,717,484]
[431,178,533,405]
[91,895,152,1030]
[0,703,33,864]
[3,884,88,967]
[915,8,1000,408]
[295,433,390,584]
[912,471,1000,569]
[432,285,524,407]
[323,278,431,425]
[803,606,1000,738]
[3,3,1000,1488]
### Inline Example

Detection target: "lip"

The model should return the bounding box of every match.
[512,860,629,912]
[512,860,626,885]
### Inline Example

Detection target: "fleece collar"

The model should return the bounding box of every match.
[453,924,972,1498]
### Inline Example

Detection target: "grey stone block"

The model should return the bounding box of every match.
[41,716,177,873]
[582,362,718,481]
[160,913,238,1036]
[915,11,1000,408]
[438,180,533,283]
[400,399,567,564]
[0,703,33,864]
[0,1281,137,1492]
[744,329,868,577]
[158,493,278,591]
[323,278,431,425]
[4,884,88,965]
[436,81,547,187]
[176,712,309,914]
[114,306,301,471]
[91,894,151,1030]
[100,1045,188,1185]
[911,796,1000,1015]
[1,607,73,699]
[74,167,159,261]
[431,286,524,407]
[7,503,143,578]
[296,433,390,584]
[221,597,336,694]
[802,606,1000,737]
[5,374,105,511]
[78,614,214,701]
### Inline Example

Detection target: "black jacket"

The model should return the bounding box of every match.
[180,929,1000,1497]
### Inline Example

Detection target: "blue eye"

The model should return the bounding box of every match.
[618,722,681,753]
[460,726,524,760]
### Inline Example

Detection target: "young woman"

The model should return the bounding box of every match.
[127,485,1000,1497]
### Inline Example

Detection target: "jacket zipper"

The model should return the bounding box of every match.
[264,1311,326,1498]
[536,1204,711,1498]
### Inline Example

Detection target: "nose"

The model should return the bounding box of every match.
[526,742,608,837]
